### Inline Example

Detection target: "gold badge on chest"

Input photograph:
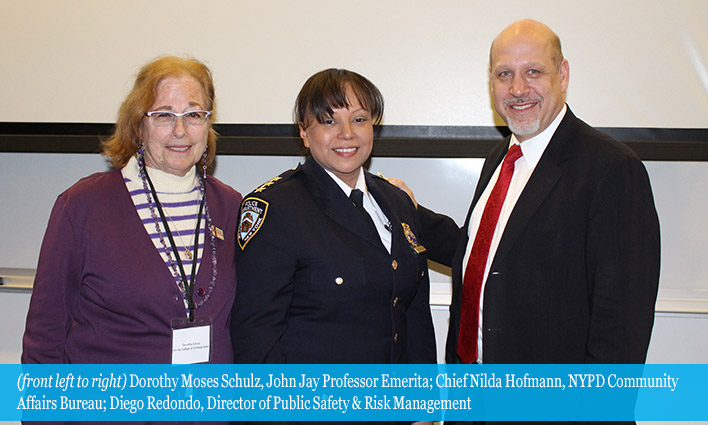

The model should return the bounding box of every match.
[401,222,426,254]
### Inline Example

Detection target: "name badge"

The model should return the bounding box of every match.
[171,316,212,364]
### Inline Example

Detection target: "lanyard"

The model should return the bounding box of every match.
[143,168,205,322]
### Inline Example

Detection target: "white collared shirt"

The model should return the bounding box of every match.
[325,168,392,253]
[463,105,567,362]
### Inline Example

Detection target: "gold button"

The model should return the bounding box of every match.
[394,333,398,343]
[392,260,398,270]
[393,297,398,306]
[335,277,344,285]
[420,270,425,277]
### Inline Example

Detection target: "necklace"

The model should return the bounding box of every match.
[137,152,218,318]
[163,207,198,260]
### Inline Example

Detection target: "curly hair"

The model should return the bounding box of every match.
[102,56,217,168]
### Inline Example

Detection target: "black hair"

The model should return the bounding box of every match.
[294,68,384,128]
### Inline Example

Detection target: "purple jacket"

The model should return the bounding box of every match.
[22,167,242,364]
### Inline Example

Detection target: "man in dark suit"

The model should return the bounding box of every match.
[399,18,660,368]
[390,19,660,425]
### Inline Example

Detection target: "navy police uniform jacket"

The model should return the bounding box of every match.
[231,156,436,364]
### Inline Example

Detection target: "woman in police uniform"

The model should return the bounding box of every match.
[230,69,435,368]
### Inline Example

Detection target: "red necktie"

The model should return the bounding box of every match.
[458,144,523,364]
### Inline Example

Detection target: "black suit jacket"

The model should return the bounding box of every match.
[419,107,660,365]
[231,155,436,365]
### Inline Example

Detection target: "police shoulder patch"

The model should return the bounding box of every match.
[238,197,269,250]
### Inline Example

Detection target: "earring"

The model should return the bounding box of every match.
[137,142,145,170]
[202,150,208,179]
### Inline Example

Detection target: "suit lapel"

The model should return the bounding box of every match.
[491,108,577,266]
[303,157,388,253]
[492,158,562,264]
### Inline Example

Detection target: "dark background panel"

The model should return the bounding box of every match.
[1,122,707,160]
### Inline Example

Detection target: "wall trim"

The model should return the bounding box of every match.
[1,122,707,161]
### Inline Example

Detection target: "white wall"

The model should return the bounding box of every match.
[1,0,707,128]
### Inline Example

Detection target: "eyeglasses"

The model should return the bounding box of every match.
[145,110,212,126]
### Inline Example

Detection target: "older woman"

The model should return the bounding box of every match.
[231,69,436,369]
[22,56,242,366]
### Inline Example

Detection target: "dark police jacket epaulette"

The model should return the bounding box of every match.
[250,163,302,195]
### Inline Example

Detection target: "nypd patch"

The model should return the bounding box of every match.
[238,197,269,250]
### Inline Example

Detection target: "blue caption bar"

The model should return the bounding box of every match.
[2,364,704,421]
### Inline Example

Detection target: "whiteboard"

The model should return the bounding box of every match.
[1,153,706,313]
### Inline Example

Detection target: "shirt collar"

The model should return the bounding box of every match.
[510,104,567,168]
[324,167,367,196]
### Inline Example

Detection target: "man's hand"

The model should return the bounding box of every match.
[388,177,418,208]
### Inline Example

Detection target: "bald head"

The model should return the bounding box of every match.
[490,19,564,71]
[487,19,569,141]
